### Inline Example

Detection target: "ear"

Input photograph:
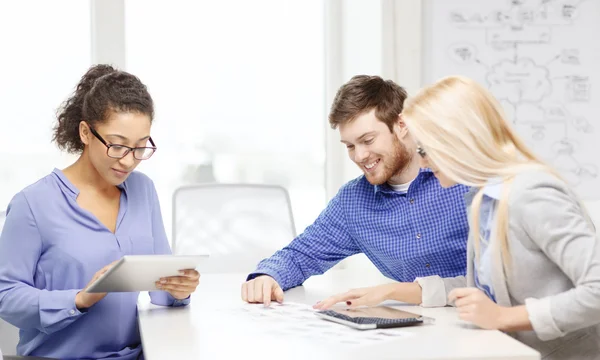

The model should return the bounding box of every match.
[79,121,91,146]
[393,114,409,139]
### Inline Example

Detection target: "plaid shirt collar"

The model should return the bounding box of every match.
[373,168,434,195]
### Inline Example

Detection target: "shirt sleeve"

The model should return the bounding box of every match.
[414,275,466,307]
[514,178,600,341]
[146,180,191,307]
[0,192,86,334]
[247,192,360,290]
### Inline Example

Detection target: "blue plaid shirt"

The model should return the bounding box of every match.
[249,169,470,290]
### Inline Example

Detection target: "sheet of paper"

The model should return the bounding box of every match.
[227,302,413,346]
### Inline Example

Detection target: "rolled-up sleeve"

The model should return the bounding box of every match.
[415,275,466,307]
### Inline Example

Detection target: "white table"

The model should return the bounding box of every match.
[137,270,540,360]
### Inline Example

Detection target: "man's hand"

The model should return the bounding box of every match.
[241,275,284,307]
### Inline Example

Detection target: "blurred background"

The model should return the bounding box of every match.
[1,0,599,277]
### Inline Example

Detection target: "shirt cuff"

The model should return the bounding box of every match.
[38,289,86,333]
[149,291,190,307]
[247,269,285,290]
[172,296,191,307]
[415,275,448,307]
[525,297,565,341]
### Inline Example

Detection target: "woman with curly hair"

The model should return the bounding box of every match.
[0,65,200,359]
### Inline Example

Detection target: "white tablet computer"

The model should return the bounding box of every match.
[86,254,208,293]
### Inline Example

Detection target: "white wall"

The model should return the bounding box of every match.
[327,0,424,191]
[325,0,383,198]
[325,0,388,278]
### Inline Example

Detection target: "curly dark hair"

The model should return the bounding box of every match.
[53,64,154,153]
[329,75,407,132]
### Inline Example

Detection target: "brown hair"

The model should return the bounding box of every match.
[328,75,408,132]
[53,64,154,154]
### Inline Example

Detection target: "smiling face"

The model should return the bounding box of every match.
[80,111,153,186]
[339,109,413,185]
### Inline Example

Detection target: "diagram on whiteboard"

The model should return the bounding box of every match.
[426,0,600,198]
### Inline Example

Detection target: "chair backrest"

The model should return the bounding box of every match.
[172,184,296,273]
[0,210,20,356]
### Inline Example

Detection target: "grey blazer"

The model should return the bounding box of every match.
[418,170,600,359]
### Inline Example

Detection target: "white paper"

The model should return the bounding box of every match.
[228,302,413,346]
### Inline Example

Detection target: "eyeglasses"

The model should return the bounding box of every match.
[416,145,427,158]
[88,125,157,160]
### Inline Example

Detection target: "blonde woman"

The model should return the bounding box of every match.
[401,75,600,359]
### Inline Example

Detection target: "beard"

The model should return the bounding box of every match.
[364,136,413,185]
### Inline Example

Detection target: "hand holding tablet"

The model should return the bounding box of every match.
[75,260,122,310]
[155,268,201,300]
[85,255,207,293]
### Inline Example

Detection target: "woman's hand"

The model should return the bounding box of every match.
[156,269,201,300]
[449,287,533,332]
[75,260,119,310]
[449,287,505,329]
[313,283,398,310]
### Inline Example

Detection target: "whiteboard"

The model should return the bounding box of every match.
[423,0,600,199]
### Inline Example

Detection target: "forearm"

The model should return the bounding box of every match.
[251,248,316,290]
[251,192,358,290]
[0,285,85,334]
[388,282,423,305]
[252,235,359,290]
[499,305,533,332]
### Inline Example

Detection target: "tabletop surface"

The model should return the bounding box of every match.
[137,270,540,360]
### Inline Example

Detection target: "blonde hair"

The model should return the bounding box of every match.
[402,75,558,272]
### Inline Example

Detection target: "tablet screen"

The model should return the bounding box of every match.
[333,306,422,320]
[316,306,427,329]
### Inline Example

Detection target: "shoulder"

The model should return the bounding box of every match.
[335,175,382,204]
[16,172,61,205]
[6,173,59,216]
[509,169,571,204]
[417,170,470,196]
[507,168,583,230]
[321,175,374,212]
[20,173,59,198]
[419,173,471,204]
[338,175,370,195]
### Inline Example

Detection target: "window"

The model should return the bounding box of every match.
[0,0,90,208]
[126,1,327,238]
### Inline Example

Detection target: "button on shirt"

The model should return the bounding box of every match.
[249,169,470,290]
[0,169,189,359]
